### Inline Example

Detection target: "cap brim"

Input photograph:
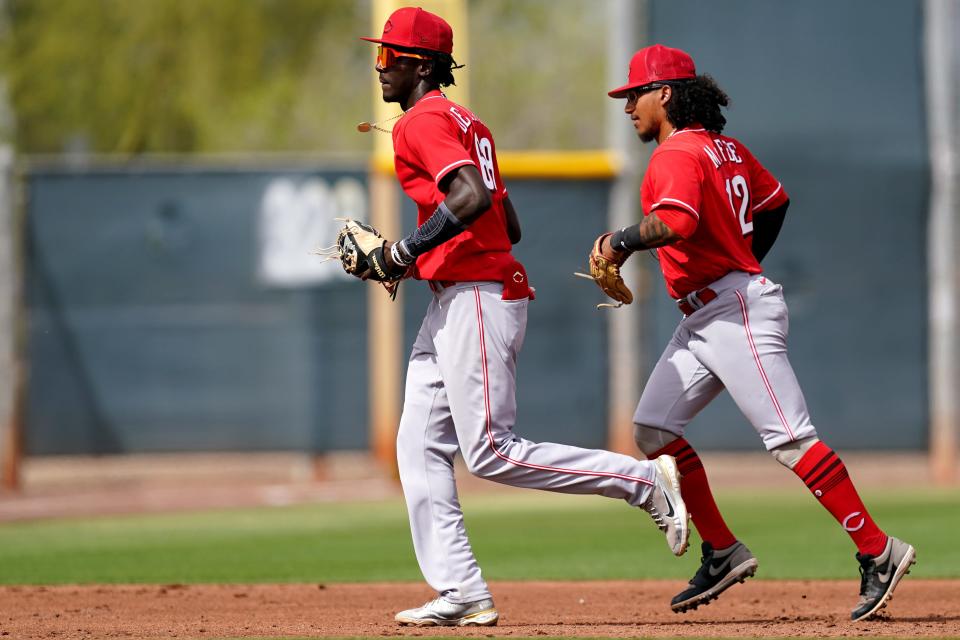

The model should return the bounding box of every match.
[607,75,695,98]
[607,82,641,98]
[360,36,417,48]
[360,36,452,55]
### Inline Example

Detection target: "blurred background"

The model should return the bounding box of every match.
[0,0,957,504]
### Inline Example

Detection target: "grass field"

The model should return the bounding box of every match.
[0,487,957,585]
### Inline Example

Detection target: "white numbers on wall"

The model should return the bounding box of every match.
[257,176,367,286]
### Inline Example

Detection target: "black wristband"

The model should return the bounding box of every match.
[610,225,647,252]
[400,201,468,258]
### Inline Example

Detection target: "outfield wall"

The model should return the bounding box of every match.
[23,166,619,455]
[21,0,932,456]
[24,164,371,455]
[23,161,926,455]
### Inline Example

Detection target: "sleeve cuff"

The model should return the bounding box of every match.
[434,159,477,185]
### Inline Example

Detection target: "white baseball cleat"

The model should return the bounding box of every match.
[394,596,499,627]
[643,454,690,556]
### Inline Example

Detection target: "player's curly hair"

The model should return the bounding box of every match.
[664,74,729,133]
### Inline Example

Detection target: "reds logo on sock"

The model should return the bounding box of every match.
[842,511,865,532]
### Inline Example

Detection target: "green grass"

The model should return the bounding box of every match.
[0,488,956,584]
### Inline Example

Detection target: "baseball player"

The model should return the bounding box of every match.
[585,44,916,621]
[356,8,693,628]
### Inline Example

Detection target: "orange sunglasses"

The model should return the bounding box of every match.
[376,45,430,69]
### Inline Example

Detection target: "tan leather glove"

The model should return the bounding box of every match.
[575,233,633,308]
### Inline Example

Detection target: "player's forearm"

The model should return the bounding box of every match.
[388,168,492,268]
[389,200,467,268]
[609,212,682,254]
[751,200,789,263]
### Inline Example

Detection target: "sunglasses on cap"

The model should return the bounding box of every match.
[376,45,431,69]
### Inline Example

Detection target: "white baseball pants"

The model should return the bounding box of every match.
[397,281,657,603]
[634,271,818,450]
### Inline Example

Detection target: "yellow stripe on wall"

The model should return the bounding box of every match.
[497,150,622,179]
[372,150,622,179]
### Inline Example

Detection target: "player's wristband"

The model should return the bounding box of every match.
[610,225,647,252]
[399,201,468,259]
[390,240,415,266]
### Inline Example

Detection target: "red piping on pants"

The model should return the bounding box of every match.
[472,287,653,485]
[734,290,796,441]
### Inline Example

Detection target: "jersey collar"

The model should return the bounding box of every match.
[667,123,707,139]
[412,89,445,108]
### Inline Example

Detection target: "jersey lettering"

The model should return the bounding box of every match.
[449,106,472,134]
[704,139,744,168]
[724,141,743,163]
[474,134,496,190]
[704,144,722,168]
[707,139,744,166]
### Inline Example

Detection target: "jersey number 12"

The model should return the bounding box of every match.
[725,174,753,236]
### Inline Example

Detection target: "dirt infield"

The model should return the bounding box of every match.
[2,580,958,639]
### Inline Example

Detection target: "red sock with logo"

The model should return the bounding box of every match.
[792,441,887,556]
[650,438,737,550]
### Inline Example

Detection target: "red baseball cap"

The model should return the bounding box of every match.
[608,44,696,98]
[361,6,453,55]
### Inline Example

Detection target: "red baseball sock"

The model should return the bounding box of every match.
[650,438,737,550]
[792,441,888,556]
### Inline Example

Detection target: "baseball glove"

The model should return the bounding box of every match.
[574,233,633,309]
[316,218,410,300]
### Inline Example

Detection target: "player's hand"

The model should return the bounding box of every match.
[361,241,411,282]
[599,233,630,265]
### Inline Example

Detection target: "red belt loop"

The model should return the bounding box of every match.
[678,287,718,316]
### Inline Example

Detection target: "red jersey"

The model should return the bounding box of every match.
[392,90,517,282]
[642,127,788,298]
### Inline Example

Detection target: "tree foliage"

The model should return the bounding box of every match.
[0,0,607,155]
[1,0,373,154]
[469,0,607,150]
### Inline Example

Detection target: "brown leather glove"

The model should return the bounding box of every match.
[575,233,633,308]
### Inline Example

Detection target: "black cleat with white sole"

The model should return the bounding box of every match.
[851,536,916,621]
[671,541,758,613]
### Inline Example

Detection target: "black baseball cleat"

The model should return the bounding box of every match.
[671,541,758,613]
[851,536,916,621]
